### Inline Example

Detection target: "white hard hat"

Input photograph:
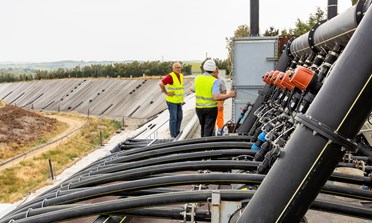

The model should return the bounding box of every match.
[203,59,216,72]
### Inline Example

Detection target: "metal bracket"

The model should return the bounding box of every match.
[211,190,221,223]
[180,203,196,223]
[296,113,357,152]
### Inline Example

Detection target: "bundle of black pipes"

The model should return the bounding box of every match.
[2,136,372,222]
[236,1,372,222]
[2,2,372,223]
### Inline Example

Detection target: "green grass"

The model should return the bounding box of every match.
[0,116,121,203]
[35,138,48,145]
[111,120,122,129]
[184,62,202,74]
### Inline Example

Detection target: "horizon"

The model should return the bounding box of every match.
[0,59,204,65]
[0,0,352,63]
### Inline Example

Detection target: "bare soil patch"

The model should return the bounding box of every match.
[0,104,61,162]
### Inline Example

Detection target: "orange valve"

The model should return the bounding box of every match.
[270,70,280,84]
[290,66,315,91]
[266,70,274,84]
[281,70,296,91]
[262,72,271,84]
[274,72,286,90]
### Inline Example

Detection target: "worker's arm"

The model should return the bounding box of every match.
[190,81,195,93]
[218,90,227,110]
[213,90,235,101]
[159,81,175,96]
[211,79,235,101]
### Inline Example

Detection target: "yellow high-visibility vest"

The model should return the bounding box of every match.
[194,74,218,108]
[166,72,184,104]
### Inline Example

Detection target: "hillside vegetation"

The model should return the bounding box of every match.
[0,103,63,162]
[0,102,121,202]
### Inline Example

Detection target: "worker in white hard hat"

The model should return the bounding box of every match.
[215,67,227,135]
[191,59,235,137]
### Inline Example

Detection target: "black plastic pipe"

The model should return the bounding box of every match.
[36,149,257,200]
[93,208,211,222]
[327,0,338,20]
[237,85,273,134]
[63,140,253,181]
[2,190,256,223]
[63,148,256,183]
[22,162,370,218]
[11,174,264,214]
[120,136,252,156]
[58,160,261,189]
[4,189,372,223]
[86,139,249,169]
[94,142,253,163]
[85,141,253,170]
[311,199,372,220]
[85,135,252,169]
[250,0,259,36]
[275,42,292,72]
[238,5,372,222]
[13,169,372,218]
[290,1,371,57]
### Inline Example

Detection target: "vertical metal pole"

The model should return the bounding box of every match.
[250,0,259,36]
[100,131,103,146]
[211,191,221,223]
[328,0,338,20]
[48,159,54,180]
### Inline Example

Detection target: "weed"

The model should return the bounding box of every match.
[0,113,120,203]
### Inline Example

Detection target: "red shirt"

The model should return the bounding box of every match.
[162,73,181,85]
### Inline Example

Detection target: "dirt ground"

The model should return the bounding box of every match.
[0,101,85,169]
[0,103,57,154]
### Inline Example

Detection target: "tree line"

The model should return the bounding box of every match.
[1,6,338,84]
[0,61,196,83]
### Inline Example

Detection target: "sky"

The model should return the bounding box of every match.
[0,0,353,62]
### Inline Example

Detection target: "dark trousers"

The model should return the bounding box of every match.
[166,101,183,137]
[196,107,218,137]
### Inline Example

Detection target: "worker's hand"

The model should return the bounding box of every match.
[166,92,175,96]
[229,90,236,97]
[190,81,195,93]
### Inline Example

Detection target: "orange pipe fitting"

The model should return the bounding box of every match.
[274,72,286,90]
[262,72,271,84]
[281,70,296,91]
[290,66,315,91]
[270,70,280,84]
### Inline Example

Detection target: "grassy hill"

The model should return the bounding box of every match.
[184,61,202,74]
[0,60,129,75]
[0,60,203,76]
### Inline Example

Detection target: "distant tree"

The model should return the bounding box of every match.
[35,70,48,80]
[213,58,228,71]
[234,24,250,37]
[0,72,17,82]
[14,61,191,81]
[226,24,250,77]
[263,26,279,36]
[289,7,325,35]
[281,29,289,35]
[199,58,228,74]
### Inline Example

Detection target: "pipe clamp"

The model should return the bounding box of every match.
[296,113,357,152]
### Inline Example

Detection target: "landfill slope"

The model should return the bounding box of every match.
[0,78,191,119]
